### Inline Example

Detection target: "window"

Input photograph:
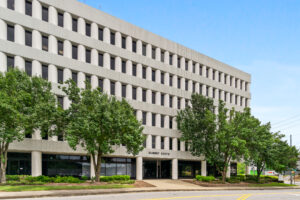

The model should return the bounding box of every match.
[98,27,103,41]
[110,32,115,45]
[86,23,91,37]
[58,12,64,27]
[42,65,48,80]
[193,82,196,93]
[122,84,126,98]
[230,94,233,104]
[177,57,181,68]
[213,70,215,80]
[98,78,103,92]
[110,81,115,95]
[152,70,155,82]
[110,57,115,70]
[121,36,126,49]
[142,89,146,102]
[161,72,164,84]
[56,41,64,56]
[72,72,78,84]
[161,51,164,62]
[152,135,156,149]
[122,61,126,73]
[185,80,188,91]
[142,112,147,125]
[142,67,146,79]
[235,95,238,105]
[193,63,196,73]
[132,64,137,76]
[7,24,14,42]
[161,115,165,128]
[185,142,189,151]
[152,48,155,59]
[219,72,221,82]
[72,45,78,59]
[57,68,63,83]
[152,92,156,104]
[152,114,156,126]
[235,79,238,88]
[132,87,137,100]
[177,77,181,89]
[25,0,32,16]
[206,68,209,78]
[169,96,173,108]
[42,35,48,51]
[72,18,77,32]
[7,0,14,10]
[86,49,91,63]
[25,60,32,76]
[169,54,173,65]
[185,61,188,71]
[98,53,103,67]
[169,75,173,86]
[199,65,202,75]
[142,44,146,56]
[42,6,48,22]
[161,137,164,149]
[25,30,32,47]
[177,98,181,109]
[169,117,173,129]
[57,96,64,108]
[169,138,173,150]
[86,75,91,85]
[224,75,227,84]
[177,140,180,151]
[161,94,164,106]
[230,76,233,86]
[132,40,137,53]
[7,56,14,70]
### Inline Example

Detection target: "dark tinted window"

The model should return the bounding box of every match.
[142,67,146,79]
[178,98,181,109]
[58,12,64,27]
[122,61,126,73]
[142,112,146,125]
[57,96,64,108]
[169,54,173,65]
[7,0,14,10]
[152,135,155,148]
[177,57,180,68]
[132,64,137,76]
[110,32,115,45]
[161,94,164,106]
[42,35,48,51]
[42,65,48,80]
[177,140,180,151]
[86,49,91,63]
[132,40,137,53]
[72,45,78,59]
[7,56,14,70]
[142,44,146,56]
[86,23,91,37]
[25,0,32,16]
[132,87,137,100]
[98,27,103,41]
[185,61,188,71]
[185,80,188,91]
[142,89,146,102]
[58,40,63,55]
[161,115,164,128]
[25,30,32,46]
[152,92,155,104]
[161,51,164,62]
[193,63,196,73]
[25,60,32,76]
[98,53,103,67]
[110,57,115,70]
[7,24,14,42]
[72,18,77,32]
[177,77,181,89]
[161,72,164,84]
[169,75,173,86]
[57,68,63,83]
[121,36,126,49]
[110,81,115,95]
[152,70,155,82]
[98,78,103,92]
[169,117,173,129]
[169,96,173,108]
[152,48,155,59]
[122,84,126,98]
[193,82,196,93]
[152,113,156,126]
[72,72,77,84]
[86,75,91,85]
[42,6,48,22]
[169,138,173,150]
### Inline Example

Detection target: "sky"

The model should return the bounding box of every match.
[79,0,300,147]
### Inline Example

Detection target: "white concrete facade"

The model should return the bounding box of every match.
[0,0,251,179]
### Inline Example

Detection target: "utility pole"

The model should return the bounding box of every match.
[290,134,293,185]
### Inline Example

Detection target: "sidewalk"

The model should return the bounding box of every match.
[0,180,300,199]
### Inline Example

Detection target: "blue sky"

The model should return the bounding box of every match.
[79,0,300,146]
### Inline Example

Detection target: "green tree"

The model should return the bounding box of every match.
[61,80,144,182]
[0,69,58,183]
[177,94,250,183]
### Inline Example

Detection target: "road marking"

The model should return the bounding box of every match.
[237,194,252,200]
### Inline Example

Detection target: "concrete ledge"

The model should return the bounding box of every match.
[0,186,300,199]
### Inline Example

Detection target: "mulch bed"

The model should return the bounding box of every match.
[183,179,251,187]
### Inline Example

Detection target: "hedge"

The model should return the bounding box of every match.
[100,175,131,182]
[195,175,215,182]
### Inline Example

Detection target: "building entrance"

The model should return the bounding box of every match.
[143,160,171,179]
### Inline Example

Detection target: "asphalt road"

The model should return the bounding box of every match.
[16,189,300,200]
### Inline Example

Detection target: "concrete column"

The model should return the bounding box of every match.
[91,49,98,66]
[31,151,42,177]
[155,47,161,62]
[15,56,25,71]
[164,51,169,65]
[15,24,25,45]
[0,19,6,40]
[63,40,72,58]
[146,134,151,149]
[208,86,213,98]
[155,69,161,83]
[137,87,142,102]
[188,80,193,92]
[164,72,169,86]
[63,12,72,30]
[137,63,142,78]
[195,63,200,74]
[180,77,185,90]
[91,22,98,40]
[173,75,177,89]
[180,57,185,70]
[0,0,7,7]
[115,32,121,48]
[202,65,206,77]
[180,141,185,152]
[32,129,41,140]
[136,110,142,121]
[180,98,185,109]
[146,66,151,81]
[32,60,42,77]
[215,70,219,82]
[126,84,132,100]
[126,36,132,51]
[220,90,225,101]
[78,72,85,89]
[103,78,110,94]
[49,35,57,54]
[155,135,161,149]
[146,44,151,58]
[146,89,151,104]
[78,45,85,62]
[48,64,57,83]
[32,30,41,50]
[202,85,206,96]
[103,27,110,43]
[188,60,193,73]
[126,60,132,76]
[115,81,121,97]
[0,52,6,73]
[91,75,98,89]
[49,6,58,25]
[156,92,161,106]
[215,88,219,100]
[136,40,142,55]
[115,57,121,72]
[156,114,161,128]
[63,96,71,109]
[172,158,178,180]
[15,0,25,14]
[220,72,225,84]
[226,92,230,103]
[90,156,96,178]
[63,68,72,81]
[172,54,178,67]
[103,53,110,69]
[146,112,151,126]
[136,157,143,180]
[208,67,213,79]
[164,115,169,130]
[226,75,230,86]
[78,17,85,35]
[32,0,42,20]
[165,94,169,107]
[173,96,178,109]
[245,165,251,175]
[164,136,169,150]
[201,160,207,176]
[195,83,200,94]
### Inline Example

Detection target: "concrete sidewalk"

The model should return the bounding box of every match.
[0,180,300,199]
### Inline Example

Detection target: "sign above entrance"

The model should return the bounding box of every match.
[148,151,170,156]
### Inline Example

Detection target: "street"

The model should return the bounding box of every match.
[16,189,300,200]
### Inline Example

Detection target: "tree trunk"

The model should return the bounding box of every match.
[222,165,227,183]
[93,153,102,182]
[0,150,8,184]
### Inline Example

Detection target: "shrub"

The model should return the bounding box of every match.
[196,175,215,182]
[100,175,131,182]
[6,175,20,181]
[226,176,241,183]
[81,176,89,181]
[54,176,83,183]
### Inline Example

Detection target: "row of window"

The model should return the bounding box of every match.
[4,0,249,92]
[146,136,188,152]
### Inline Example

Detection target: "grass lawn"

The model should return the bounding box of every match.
[249,182,297,187]
[0,184,134,192]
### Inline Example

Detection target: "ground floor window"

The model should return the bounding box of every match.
[7,152,31,175]
[100,157,136,178]
[178,160,201,178]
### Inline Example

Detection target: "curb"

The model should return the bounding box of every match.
[0,187,300,199]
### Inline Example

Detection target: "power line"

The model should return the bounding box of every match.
[272,117,300,129]
[273,122,300,132]
[272,114,300,126]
